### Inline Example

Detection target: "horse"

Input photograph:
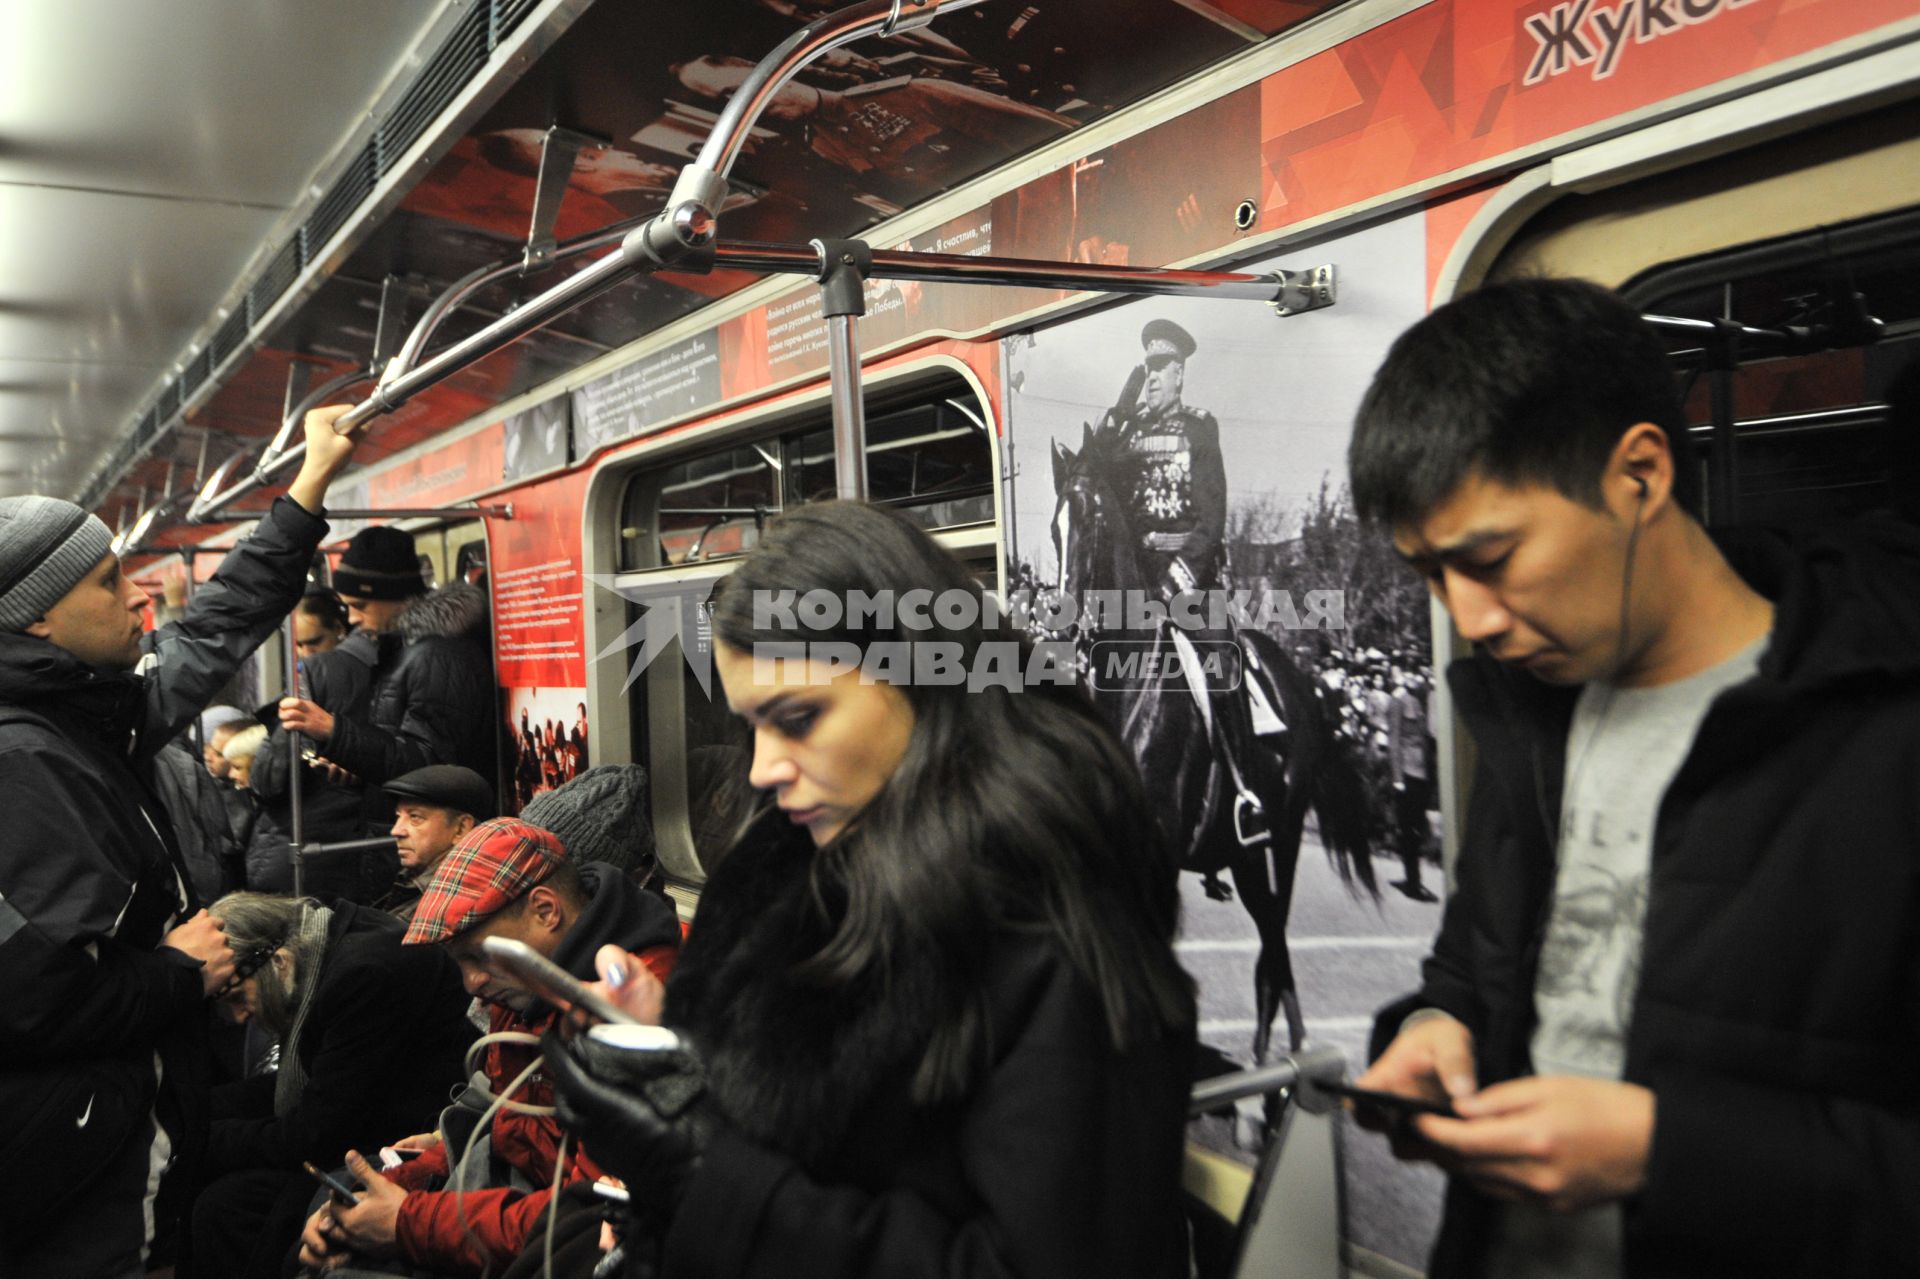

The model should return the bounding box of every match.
[1048,422,1376,1064]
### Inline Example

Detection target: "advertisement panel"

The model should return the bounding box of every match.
[1004,211,1445,1268]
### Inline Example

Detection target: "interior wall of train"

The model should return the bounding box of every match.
[10,0,1918,1274]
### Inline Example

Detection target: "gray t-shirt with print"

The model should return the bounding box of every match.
[1485,636,1765,1279]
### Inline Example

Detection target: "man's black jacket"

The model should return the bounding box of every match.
[0,497,327,1267]
[1376,513,1920,1277]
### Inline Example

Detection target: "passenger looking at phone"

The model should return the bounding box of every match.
[1346,279,1920,1276]
[250,586,400,902]
[0,406,363,1277]
[188,892,475,1279]
[295,818,680,1276]
[541,502,1197,1279]
[277,524,502,812]
[373,764,497,920]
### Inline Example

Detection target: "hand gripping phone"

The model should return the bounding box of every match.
[1318,1079,1459,1122]
[479,936,639,1026]
[303,1160,362,1206]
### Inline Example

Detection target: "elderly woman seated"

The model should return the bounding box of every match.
[190,891,476,1279]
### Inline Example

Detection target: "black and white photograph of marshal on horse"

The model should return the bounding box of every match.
[1001,213,1449,1270]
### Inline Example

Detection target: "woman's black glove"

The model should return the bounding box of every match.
[543,1029,717,1214]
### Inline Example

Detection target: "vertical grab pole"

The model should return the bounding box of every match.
[283,617,306,898]
[814,238,873,502]
[1707,319,1741,527]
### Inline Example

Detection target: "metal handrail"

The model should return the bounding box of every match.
[188,0,1336,518]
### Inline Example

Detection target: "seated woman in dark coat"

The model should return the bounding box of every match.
[190,892,476,1279]
[537,501,1199,1279]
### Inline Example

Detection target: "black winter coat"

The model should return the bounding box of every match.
[152,739,240,901]
[656,828,1195,1279]
[204,901,475,1176]
[321,582,501,799]
[1376,514,1920,1278]
[249,627,403,900]
[0,497,326,1273]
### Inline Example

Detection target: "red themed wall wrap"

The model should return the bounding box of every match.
[488,470,589,690]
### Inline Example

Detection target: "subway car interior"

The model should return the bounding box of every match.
[5,1,1919,1276]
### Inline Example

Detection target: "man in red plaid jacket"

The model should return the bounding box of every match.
[295,817,681,1274]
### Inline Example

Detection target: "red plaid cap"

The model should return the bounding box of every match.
[403,818,567,945]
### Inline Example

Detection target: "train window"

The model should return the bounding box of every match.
[616,372,993,571]
[1625,205,1920,527]
[783,396,997,529]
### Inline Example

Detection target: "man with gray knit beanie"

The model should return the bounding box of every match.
[0,407,363,1277]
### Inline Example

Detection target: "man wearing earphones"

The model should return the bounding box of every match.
[1345,279,1920,1277]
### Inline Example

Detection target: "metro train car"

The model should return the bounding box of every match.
[6,0,1919,1275]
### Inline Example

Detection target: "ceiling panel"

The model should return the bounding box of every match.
[0,0,458,498]
[0,0,449,205]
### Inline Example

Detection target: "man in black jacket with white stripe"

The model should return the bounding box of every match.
[0,406,362,1277]
[1347,280,1920,1277]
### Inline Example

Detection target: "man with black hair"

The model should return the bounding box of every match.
[1347,277,1920,1277]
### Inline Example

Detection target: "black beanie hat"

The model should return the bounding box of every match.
[334,526,424,601]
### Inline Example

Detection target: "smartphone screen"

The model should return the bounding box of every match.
[479,936,639,1026]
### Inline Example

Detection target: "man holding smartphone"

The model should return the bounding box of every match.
[296,817,680,1276]
[1347,280,1920,1276]
[0,407,363,1276]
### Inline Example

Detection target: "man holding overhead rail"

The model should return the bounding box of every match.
[295,818,680,1277]
[1347,278,1920,1277]
[0,406,364,1277]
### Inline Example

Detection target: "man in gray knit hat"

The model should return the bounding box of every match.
[0,406,363,1276]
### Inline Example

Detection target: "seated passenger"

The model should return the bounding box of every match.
[544,501,1198,1278]
[189,892,474,1279]
[375,764,497,920]
[295,818,680,1276]
[519,762,655,882]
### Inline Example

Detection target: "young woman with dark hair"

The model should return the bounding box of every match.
[545,500,1196,1279]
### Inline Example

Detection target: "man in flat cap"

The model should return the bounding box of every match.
[375,764,498,921]
[0,407,363,1274]
[1094,317,1269,850]
[297,818,680,1276]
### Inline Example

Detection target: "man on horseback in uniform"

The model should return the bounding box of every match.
[1098,318,1272,868]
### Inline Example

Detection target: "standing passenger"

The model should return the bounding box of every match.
[0,406,362,1276]
[279,525,500,810]
[542,501,1197,1279]
[1348,279,1920,1277]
